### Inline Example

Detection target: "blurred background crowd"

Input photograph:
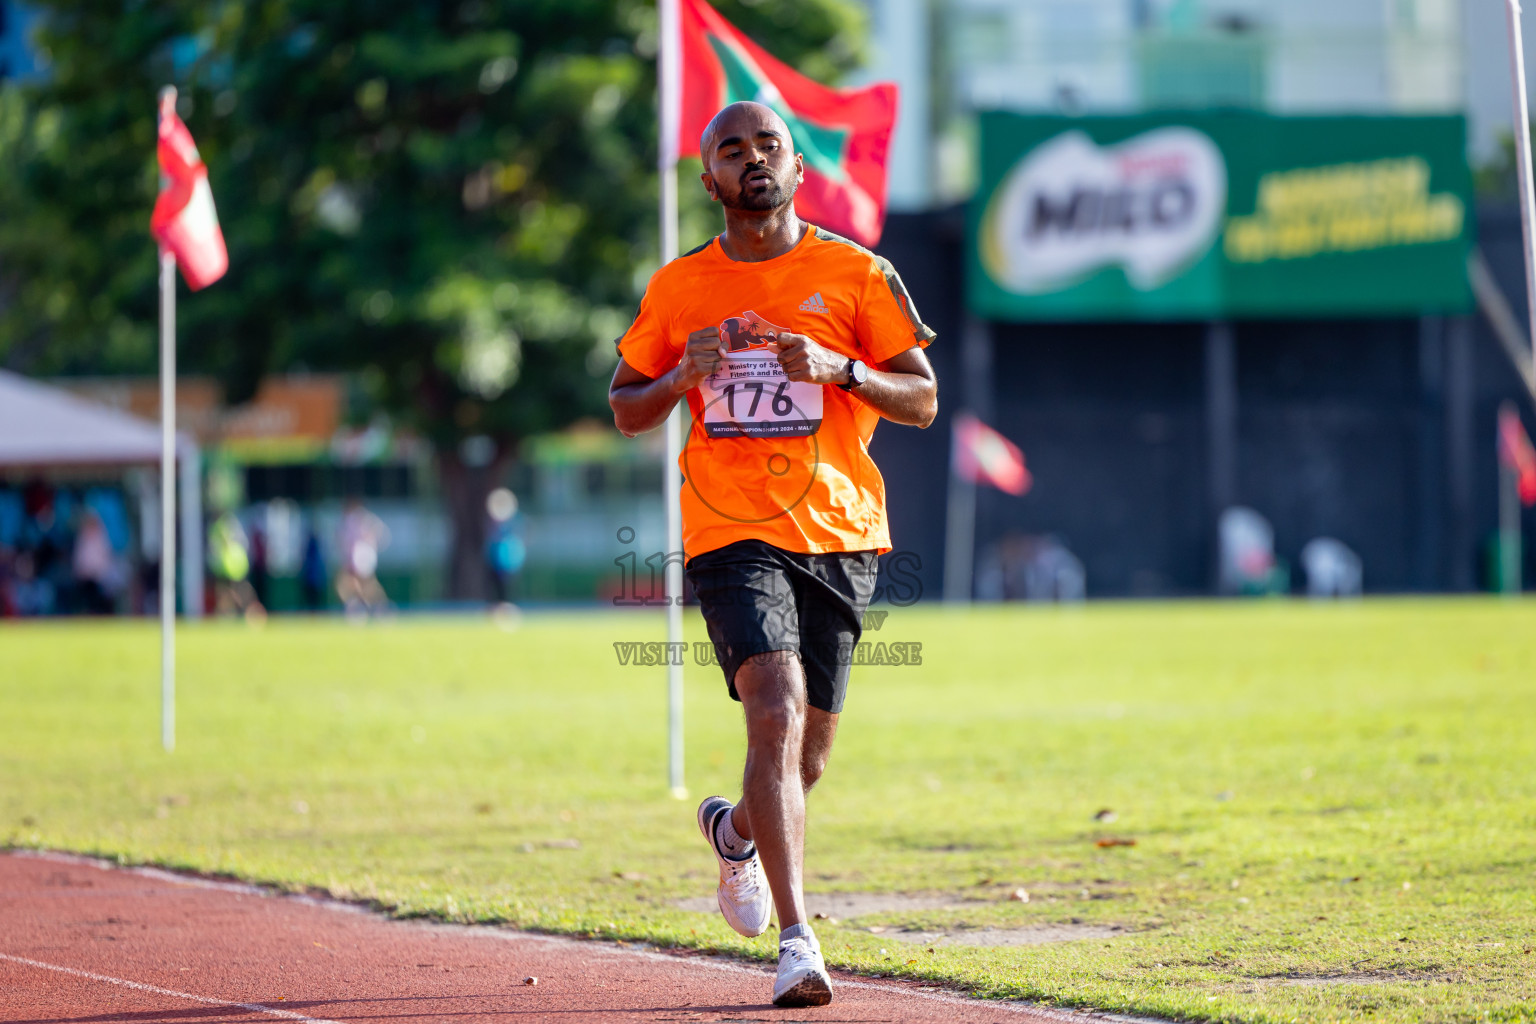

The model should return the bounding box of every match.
[0,478,143,616]
[1,0,1535,617]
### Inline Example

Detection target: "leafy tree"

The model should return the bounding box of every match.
[0,0,866,597]
[1474,128,1534,200]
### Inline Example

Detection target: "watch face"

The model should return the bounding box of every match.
[852,360,869,384]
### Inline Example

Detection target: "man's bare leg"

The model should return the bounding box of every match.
[733,706,837,834]
[729,652,839,931]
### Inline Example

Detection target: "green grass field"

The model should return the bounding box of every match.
[3,601,1534,1023]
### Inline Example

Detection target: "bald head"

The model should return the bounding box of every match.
[700,101,793,171]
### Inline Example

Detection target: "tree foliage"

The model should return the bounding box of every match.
[0,0,867,439]
[1474,128,1532,201]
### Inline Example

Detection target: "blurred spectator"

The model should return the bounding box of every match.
[336,498,390,618]
[21,480,66,611]
[1302,538,1363,598]
[72,510,119,614]
[484,487,526,607]
[209,511,266,622]
[137,557,160,617]
[249,523,269,607]
[10,550,54,615]
[976,533,1086,602]
[1219,507,1288,596]
[0,545,16,617]
[300,530,327,612]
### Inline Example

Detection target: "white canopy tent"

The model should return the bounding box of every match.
[0,369,203,617]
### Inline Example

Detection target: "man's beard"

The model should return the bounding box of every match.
[722,174,797,212]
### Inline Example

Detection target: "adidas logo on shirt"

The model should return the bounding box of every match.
[797,291,830,314]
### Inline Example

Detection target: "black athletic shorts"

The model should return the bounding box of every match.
[685,539,879,714]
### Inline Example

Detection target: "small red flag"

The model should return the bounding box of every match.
[151,92,228,290]
[953,411,1031,496]
[676,0,897,248]
[1498,403,1536,507]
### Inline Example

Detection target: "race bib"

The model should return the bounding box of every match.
[700,311,823,438]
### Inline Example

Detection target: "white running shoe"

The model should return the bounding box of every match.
[696,796,772,938]
[773,925,833,1007]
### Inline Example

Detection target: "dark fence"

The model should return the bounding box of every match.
[871,205,1536,598]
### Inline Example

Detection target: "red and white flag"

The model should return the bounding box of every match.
[151,92,228,290]
[953,411,1031,496]
[673,0,897,247]
[1498,403,1536,507]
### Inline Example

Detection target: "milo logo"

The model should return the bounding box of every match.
[981,127,1227,294]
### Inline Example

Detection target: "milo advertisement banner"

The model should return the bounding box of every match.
[969,112,1473,320]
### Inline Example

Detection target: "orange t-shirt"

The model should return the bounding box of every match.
[617,226,936,559]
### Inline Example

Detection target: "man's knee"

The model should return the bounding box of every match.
[744,690,803,743]
[800,751,829,791]
[736,651,806,747]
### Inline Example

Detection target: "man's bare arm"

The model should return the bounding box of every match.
[608,327,727,437]
[853,345,938,428]
[608,360,678,438]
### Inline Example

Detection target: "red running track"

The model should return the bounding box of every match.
[0,850,1104,1024]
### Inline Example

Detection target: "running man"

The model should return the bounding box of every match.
[609,101,937,1007]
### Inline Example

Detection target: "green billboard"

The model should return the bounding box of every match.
[968,112,1474,321]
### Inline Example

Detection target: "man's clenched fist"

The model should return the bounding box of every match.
[672,326,728,393]
[769,332,848,386]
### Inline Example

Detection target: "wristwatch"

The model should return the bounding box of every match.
[838,358,869,392]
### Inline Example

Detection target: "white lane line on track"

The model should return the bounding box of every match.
[0,952,346,1024]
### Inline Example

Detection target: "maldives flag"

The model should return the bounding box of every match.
[151,91,228,290]
[1497,403,1536,507]
[676,0,897,248]
[953,412,1031,496]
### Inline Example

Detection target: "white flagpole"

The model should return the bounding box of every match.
[158,86,178,753]
[157,87,178,754]
[943,414,976,603]
[1505,0,1536,366]
[659,0,686,798]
